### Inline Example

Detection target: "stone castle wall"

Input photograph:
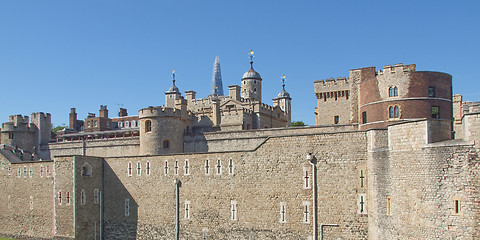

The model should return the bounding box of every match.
[368,119,480,239]
[1,115,480,239]
[102,129,369,239]
[184,124,359,153]
[0,158,54,239]
[47,137,140,158]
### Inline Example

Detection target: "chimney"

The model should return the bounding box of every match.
[99,105,108,118]
[119,108,128,117]
[69,108,77,130]
[228,85,241,101]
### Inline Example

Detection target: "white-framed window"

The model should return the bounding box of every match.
[30,196,33,210]
[228,159,234,175]
[94,189,99,204]
[17,167,21,178]
[81,163,92,177]
[8,164,11,175]
[146,161,151,176]
[29,166,33,178]
[452,196,462,215]
[358,166,367,189]
[386,195,391,216]
[205,159,210,175]
[202,228,208,240]
[46,165,50,177]
[164,160,168,175]
[23,166,27,178]
[137,161,141,176]
[66,192,71,205]
[303,166,310,189]
[125,198,130,217]
[279,202,287,223]
[125,121,130,128]
[302,201,311,224]
[185,200,191,219]
[80,190,86,205]
[231,200,237,221]
[184,159,190,176]
[58,191,62,205]
[357,193,367,214]
[40,165,44,177]
[128,162,132,176]
[174,160,179,175]
[216,158,222,175]
[1,161,4,170]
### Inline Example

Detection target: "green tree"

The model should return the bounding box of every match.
[291,121,306,127]
[52,124,67,133]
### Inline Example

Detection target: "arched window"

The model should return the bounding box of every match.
[389,106,400,119]
[393,86,398,96]
[388,87,393,97]
[163,140,170,149]
[145,120,152,133]
[81,163,92,177]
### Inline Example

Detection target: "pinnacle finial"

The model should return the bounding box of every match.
[172,68,176,85]
[281,74,286,90]
[249,49,255,68]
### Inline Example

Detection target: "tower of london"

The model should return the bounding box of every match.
[1,55,479,239]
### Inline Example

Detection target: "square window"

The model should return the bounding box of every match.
[432,106,440,119]
[362,111,367,124]
[428,87,436,97]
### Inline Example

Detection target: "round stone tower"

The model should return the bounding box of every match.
[138,106,191,155]
[274,78,292,127]
[241,50,262,102]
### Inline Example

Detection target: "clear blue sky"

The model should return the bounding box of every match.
[1,0,479,126]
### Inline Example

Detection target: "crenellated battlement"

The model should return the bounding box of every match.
[377,63,416,75]
[31,112,51,122]
[314,77,350,93]
[2,115,35,132]
[221,108,253,116]
[138,106,193,119]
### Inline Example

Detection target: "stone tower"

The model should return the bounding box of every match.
[241,50,262,102]
[273,78,292,127]
[165,70,181,108]
[138,106,192,155]
[211,56,224,95]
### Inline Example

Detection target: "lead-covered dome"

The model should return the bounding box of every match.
[277,89,291,99]
[242,68,262,80]
[166,84,179,93]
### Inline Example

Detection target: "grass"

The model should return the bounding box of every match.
[0,238,16,240]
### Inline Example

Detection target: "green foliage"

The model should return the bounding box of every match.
[291,121,307,127]
[52,124,66,133]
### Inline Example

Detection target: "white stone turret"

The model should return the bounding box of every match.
[241,51,262,102]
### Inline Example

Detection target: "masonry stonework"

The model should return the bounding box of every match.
[1,62,479,240]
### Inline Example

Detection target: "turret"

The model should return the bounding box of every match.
[273,75,292,127]
[241,50,262,102]
[138,106,192,155]
[165,69,182,108]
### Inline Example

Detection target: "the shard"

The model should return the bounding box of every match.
[211,56,224,95]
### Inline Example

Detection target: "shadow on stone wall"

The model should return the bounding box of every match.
[102,163,138,239]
